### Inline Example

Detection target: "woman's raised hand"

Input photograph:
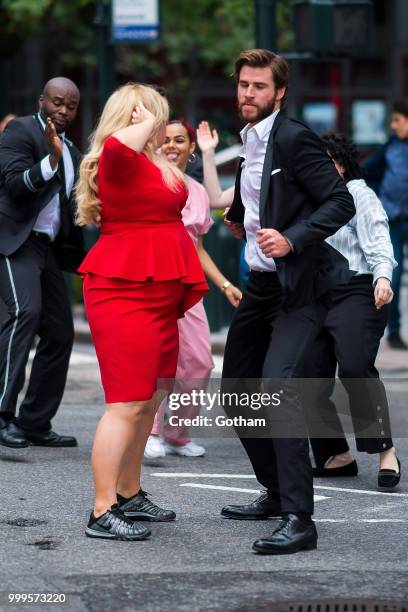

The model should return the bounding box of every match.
[131,102,155,126]
[196,121,219,154]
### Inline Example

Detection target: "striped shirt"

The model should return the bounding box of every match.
[326,179,397,284]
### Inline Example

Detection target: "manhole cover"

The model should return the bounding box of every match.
[27,539,58,550]
[2,518,48,527]
[233,599,407,612]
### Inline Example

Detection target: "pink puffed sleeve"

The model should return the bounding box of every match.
[183,176,214,240]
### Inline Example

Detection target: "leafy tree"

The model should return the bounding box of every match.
[0,0,97,67]
[0,0,293,114]
[116,0,293,118]
[115,1,254,114]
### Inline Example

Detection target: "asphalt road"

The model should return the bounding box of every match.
[0,344,407,612]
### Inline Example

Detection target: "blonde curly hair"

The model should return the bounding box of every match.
[75,83,186,226]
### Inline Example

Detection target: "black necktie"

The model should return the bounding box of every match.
[57,155,71,236]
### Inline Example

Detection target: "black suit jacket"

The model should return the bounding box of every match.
[0,114,85,272]
[227,112,356,309]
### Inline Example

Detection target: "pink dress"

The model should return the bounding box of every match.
[151,176,214,445]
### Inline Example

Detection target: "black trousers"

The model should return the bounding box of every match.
[0,234,74,433]
[305,275,393,467]
[222,271,328,515]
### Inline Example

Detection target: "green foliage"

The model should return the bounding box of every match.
[0,0,97,64]
[2,0,51,24]
[0,0,294,88]
[118,0,254,82]
[277,0,294,50]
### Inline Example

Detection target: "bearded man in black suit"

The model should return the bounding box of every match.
[221,50,355,554]
[0,77,85,449]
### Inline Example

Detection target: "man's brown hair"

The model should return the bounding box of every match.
[234,49,289,108]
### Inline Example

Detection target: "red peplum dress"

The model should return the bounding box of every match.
[78,136,208,403]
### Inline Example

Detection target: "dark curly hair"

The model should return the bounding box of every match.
[321,133,364,182]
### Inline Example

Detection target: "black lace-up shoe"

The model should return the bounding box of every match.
[252,513,317,554]
[0,421,29,448]
[85,504,151,541]
[24,430,77,447]
[221,490,281,520]
[118,490,176,522]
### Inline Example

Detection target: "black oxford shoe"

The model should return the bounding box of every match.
[252,513,317,555]
[221,491,281,520]
[0,422,29,448]
[24,430,77,447]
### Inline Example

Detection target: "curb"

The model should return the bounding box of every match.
[74,319,408,372]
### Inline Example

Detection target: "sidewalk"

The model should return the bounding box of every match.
[74,306,408,374]
[74,286,408,376]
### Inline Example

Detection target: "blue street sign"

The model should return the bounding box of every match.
[112,0,160,43]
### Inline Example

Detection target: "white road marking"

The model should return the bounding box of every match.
[312,485,408,498]
[212,355,223,375]
[152,473,256,478]
[359,518,407,522]
[152,472,408,497]
[179,483,329,502]
[314,519,407,523]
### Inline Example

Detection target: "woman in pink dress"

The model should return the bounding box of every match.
[145,119,242,458]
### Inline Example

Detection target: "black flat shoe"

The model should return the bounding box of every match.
[221,490,281,520]
[253,513,317,555]
[24,430,77,447]
[85,504,151,541]
[313,459,358,478]
[378,458,401,488]
[0,422,29,448]
[118,490,176,522]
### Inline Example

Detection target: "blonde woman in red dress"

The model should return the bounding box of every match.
[75,84,207,541]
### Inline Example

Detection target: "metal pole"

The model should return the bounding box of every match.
[95,0,116,110]
[255,0,277,50]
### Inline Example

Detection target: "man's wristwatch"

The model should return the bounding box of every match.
[221,281,231,292]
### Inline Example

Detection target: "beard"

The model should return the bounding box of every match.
[238,94,278,124]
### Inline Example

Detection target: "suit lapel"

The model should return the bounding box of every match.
[66,143,78,186]
[259,137,273,226]
[259,110,285,227]
[33,113,53,159]
[226,157,246,223]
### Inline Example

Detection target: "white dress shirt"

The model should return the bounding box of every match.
[326,179,397,284]
[33,114,74,241]
[240,109,279,272]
